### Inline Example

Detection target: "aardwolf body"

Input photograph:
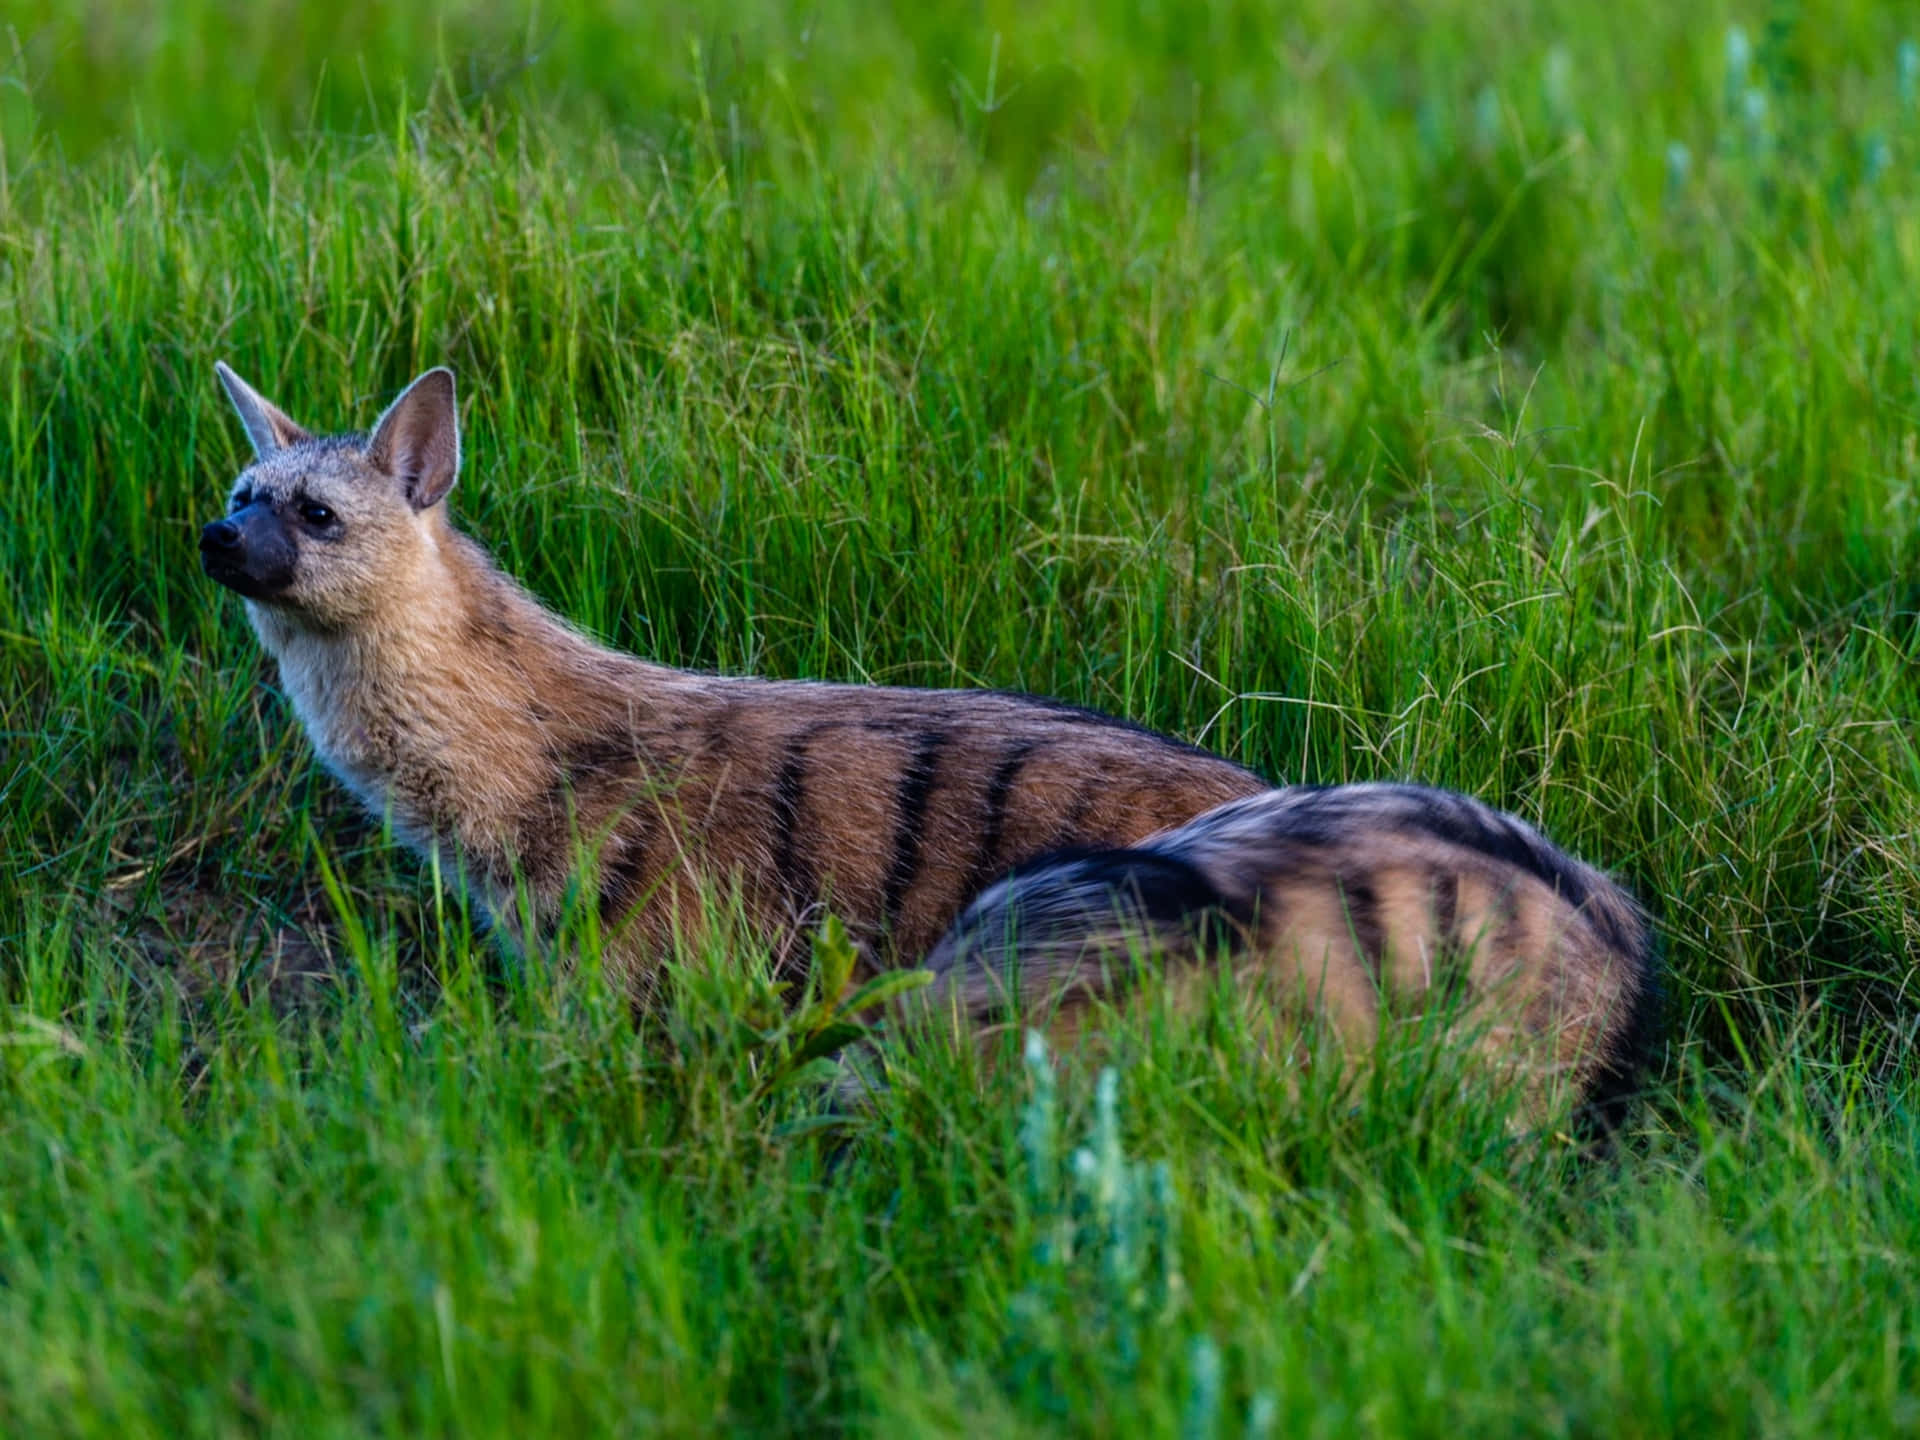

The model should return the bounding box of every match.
[200,363,1659,1126]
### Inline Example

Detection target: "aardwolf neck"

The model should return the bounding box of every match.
[248,519,684,879]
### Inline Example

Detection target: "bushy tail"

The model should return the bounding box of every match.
[911,845,1247,1022]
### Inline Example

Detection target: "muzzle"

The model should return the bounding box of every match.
[200,501,296,599]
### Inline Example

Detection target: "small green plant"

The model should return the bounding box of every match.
[747,913,932,1108]
[1002,1035,1279,1434]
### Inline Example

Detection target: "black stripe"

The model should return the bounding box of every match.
[1055,778,1099,848]
[549,733,645,831]
[1339,875,1385,978]
[1429,869,1473,1006]
[598,827,653,928]
[881,729,949,929]
[964,739,1040,901]
[542,734,641,869]
[1432,868,1460,946]
[561,732,641,778]
[772,724,833,900]
[1492,881,1527,966]
[1240,880,1279,954]
[463,599,517,648]
[701,701,733,764]
[1432,944,1475,1008]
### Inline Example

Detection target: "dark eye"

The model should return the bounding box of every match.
[229,488,252,512]
[299,501,336,528]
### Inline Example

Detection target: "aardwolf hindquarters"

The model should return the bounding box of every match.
[914,784,1660,1132]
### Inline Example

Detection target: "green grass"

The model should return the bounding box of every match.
[5,0,1920,1432]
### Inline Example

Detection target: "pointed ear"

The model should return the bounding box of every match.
[215,361,312,456]
[367,368,460,510]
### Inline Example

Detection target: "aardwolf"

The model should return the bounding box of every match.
[201,362,1659,1129]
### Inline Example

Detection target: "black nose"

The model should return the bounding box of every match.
[201,518,241,552]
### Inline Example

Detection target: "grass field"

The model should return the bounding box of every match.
[6,1,1920,1433]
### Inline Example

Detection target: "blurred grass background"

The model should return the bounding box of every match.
[4,1,1920,1434]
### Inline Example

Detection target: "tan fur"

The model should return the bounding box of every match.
[204,365,1658,1126]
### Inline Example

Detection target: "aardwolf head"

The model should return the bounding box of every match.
[201,364,462,628]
